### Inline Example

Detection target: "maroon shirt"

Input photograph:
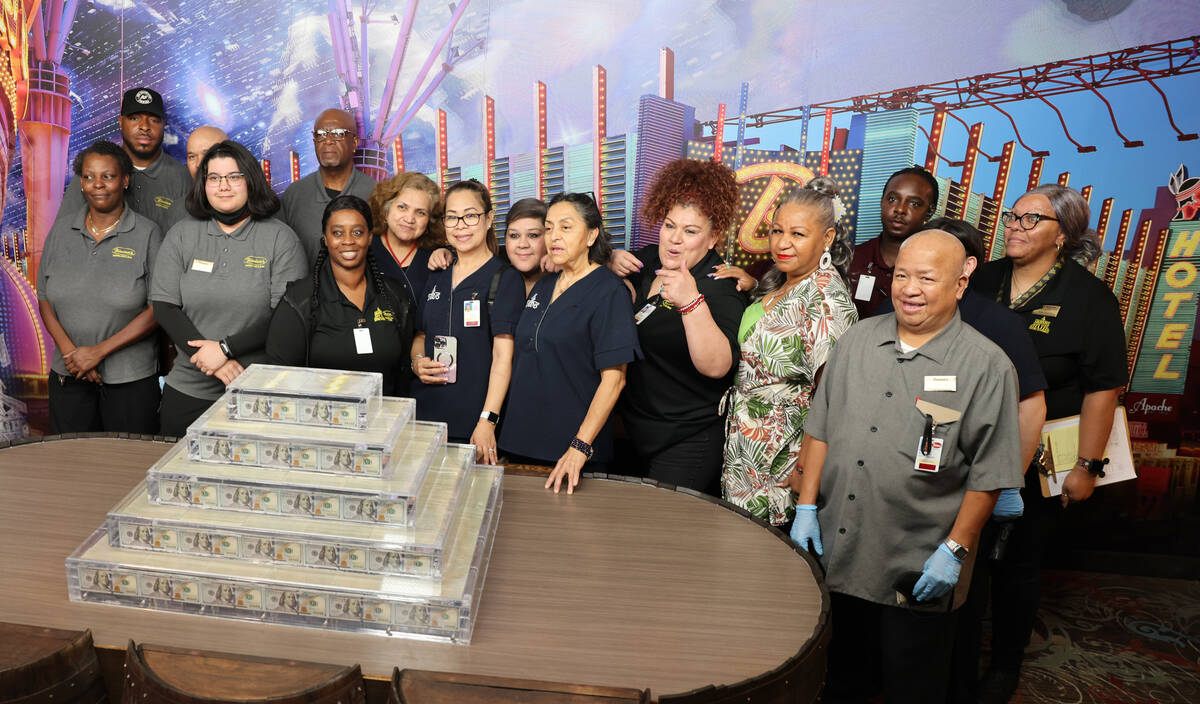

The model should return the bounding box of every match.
[847,236,895,319]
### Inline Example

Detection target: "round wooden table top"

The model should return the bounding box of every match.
[0,437,827,697]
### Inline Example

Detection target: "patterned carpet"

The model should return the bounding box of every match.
[1002,570,1200,703]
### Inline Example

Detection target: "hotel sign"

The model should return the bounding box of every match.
[1131,222,1200,394]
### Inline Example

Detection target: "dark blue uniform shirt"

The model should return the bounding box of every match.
[370,237,433,316]
[500,267,643,463]
[411,255,525,439]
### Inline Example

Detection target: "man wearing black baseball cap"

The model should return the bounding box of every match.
[54,87,192,236]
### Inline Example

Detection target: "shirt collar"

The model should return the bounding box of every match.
[316,168,364,199]
[319,257,377,309]
[875,309,964,364]
[69,206,137,242]
[206,217,253,240]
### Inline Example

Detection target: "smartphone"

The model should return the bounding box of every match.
[433,335,458,384]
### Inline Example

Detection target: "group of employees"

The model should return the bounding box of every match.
[37,87,1128,704]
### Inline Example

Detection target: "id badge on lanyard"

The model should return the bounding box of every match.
[353,319,373,354]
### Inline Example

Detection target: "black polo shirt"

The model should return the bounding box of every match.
[619,245,746,455]
[370,237,432,313]
[971,257,1126,420]
[411,256,525,439]
[266,262,413,395]
[500,267,642,463]
[875,288,1047,400]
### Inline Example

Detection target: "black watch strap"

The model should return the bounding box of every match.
[1077,456,1109,478]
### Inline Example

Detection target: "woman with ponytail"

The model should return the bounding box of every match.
[151,140,307,436]
[721,177,858,526]
[266,195,415,394]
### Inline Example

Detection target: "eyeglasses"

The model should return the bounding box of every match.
[443,212,484,228]
[205,172,245,187]
[999,211,1059,230]
[312,128,355,142]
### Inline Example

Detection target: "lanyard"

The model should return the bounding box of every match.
[383,236,417,268]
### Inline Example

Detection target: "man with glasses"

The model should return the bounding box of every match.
[281,108,377,264]
[55,87,192,236]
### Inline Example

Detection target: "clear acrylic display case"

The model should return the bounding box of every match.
[68,465,502,643]
[226,365,383,430]
[186,395,416,478]
[151,423,449,527]
[124,445,474,579]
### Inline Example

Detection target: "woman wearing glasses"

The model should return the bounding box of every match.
[37,140,162,433]
[968,184,1125,703]
[409,179,525,462]
[151,140,307,436]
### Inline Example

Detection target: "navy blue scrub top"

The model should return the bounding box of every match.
[370,237,433,315]
[410,256,525,439]
[500,266,642,463]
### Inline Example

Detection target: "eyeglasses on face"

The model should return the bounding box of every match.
[312,128,355,142]
[205,172,245,187]
[999,210,1058,230]
[443,212,483,228]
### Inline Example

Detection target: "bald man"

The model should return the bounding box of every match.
[791,230,1023,704]
[280,108,377,263]
[185,126,227,177]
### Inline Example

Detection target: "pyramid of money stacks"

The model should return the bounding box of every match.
[66,364,502,644]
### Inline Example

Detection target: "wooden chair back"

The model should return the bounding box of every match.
[393,668,651,703]
[0,622,107,704]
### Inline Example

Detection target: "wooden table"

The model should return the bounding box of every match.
[0,436,828,700]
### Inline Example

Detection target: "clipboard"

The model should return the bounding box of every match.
[1038,406,1136,498]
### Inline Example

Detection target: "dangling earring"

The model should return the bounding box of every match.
[819,246,833,271]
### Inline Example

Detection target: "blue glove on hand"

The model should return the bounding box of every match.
[790,504,823,556]
[992,487,1024,519]
[912,543,962,602]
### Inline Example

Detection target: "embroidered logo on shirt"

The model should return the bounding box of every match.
[1029,317,1052,334]
[111,246,136,259]
[154,196,173,210]
[374,308,394,322]
[244,256,268,269]
[525,293,540,309]
[427,285,441,301]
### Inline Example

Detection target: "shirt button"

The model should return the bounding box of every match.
[838,528,847,534]
[224,248,228,253]
[848,494,855,501]
[91,251,97,256]
[885,391,893,398]
[857,460,864,467]
[870,426,877,433]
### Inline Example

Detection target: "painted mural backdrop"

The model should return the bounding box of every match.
[0,0,1199,455]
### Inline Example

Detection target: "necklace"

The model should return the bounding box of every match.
[86,210,121,238]
[383,235,417,268]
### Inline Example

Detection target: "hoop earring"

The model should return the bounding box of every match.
[819,246,833,271]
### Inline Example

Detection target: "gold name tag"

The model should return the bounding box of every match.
[1032,305,1060,317]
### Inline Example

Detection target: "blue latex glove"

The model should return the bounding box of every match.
[992,487,1024,519]
[912,543,962,602]
[790,504,823,555]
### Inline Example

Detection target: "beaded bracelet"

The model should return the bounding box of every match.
[679,294,706,315]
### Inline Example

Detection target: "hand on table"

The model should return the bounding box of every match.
[546,446,587,495]
[471,420,500,465]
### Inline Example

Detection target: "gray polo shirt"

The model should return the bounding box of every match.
[280,168,377,265]
[36,208,162,383]
[57,151,192,237]
[150,217,307,400]
[804,311,1022,607]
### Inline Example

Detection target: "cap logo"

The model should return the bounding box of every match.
[134,90,153,105]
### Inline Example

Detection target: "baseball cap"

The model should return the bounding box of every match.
[120,87,166,120]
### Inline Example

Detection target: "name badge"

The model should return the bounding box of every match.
[191,259,214,273]
[1033,305,1061,317]
[463,299,481,328]
[854,274,875,302]
[924,375,956,392]
[634,303,656,325]
[915,437,944,472]
[353,327,373,355]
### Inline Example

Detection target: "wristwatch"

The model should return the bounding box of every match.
[218,339,233,359]
[479,410,500,425]
[569,436,594,460]
[1076,456,1108,478]
[943,537,968,561]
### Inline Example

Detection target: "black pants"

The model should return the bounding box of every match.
[824,592,958,704]
[639,418,724,495]
[947,518,1005,703]
[159,384,218,438]
[48,372,160,435]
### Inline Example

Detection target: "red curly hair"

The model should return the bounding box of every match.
[641,158,739,248]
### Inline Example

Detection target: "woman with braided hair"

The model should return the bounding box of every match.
[266,195,415,394]
[723,177,858,526]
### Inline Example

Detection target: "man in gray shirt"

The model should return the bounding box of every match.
[280,108,377,264]
[791,230,1023,704]
[55,88,192,237]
